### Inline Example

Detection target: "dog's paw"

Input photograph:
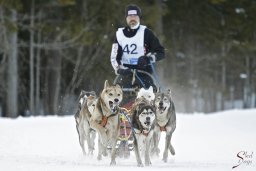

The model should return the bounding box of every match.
[145,161,152,166]
[162,158,167,163]
[151,147,160,156]
[169,144,175,155]
[163,151,168,163]
[97,155,102,160]
[102,149,108,157]
[82,150,86,156]
[88,150,94,156]
[137,163,144,167]
[110,160,116,166]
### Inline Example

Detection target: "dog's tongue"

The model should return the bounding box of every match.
[144,121,151,126]
[112,106,117,113]
[158,106,166,113]
[109,101,118,113]
[109,101,113,108]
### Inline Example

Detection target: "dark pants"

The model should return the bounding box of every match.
[116,72,156,90]
[114,71,157,109]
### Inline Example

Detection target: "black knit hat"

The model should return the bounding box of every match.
[125,4,141,18]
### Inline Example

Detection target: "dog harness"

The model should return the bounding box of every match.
[116,25,146,65]
[99,113,117,127]
[97,98,120,127]
[160,126,167,132]
[118,108,132,141]
[142,130,149,136]
[134,128,150,137]
[156,122,167,132]
[100,115,108,127]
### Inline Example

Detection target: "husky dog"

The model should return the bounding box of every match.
[75,90,97,155]
[136,86,155,102]
[130,97,156,166]
[89,80,124,163]
[152,89,176,162]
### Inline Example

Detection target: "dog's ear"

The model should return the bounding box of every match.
[79,90,86,99]
[140,87,145,92]
[157,87,161,93]
[148,86,153,93]
[80,90,86,96]
[115,84,121,89]
[90,91,96,97]
[167,89,172,97]
[104,80,109,89]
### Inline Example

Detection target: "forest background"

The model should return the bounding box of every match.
[0,0,256,117]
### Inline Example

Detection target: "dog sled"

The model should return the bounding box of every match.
[105,107,133,158]
[113,68,159,158]
[115,108,133,158]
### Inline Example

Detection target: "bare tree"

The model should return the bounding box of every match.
[7,9,18,118]
[29,0,35,115]
[155,0,165,89]
[35,10,42,115]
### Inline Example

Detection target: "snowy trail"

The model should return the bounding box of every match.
[0,109,255,171]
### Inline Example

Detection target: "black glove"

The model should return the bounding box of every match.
[137,56,150,69]
[117,68,132,75]
[146,52,156,63]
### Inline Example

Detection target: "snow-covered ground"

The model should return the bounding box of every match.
[0,109,255,171]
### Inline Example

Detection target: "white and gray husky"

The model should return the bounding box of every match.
[130,97,156,166]
[75,90,97,155]
[152,89,176,162]
[89,80,124,163]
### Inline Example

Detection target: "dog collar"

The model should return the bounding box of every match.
[134,128,150,136]
[160,126,166,132]
[142,130,149,136]
[100,115,108,127]
[157,122,167,132]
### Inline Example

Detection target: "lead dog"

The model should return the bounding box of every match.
[130,97,156,166]
[75,90,97,155]
[152,89,176,162]
[89,80,124,163]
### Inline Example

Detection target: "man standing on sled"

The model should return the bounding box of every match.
[110,4,165,90]
[109,4,166,158]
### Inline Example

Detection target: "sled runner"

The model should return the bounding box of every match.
[116,108,133,158]
[118,108,132,141]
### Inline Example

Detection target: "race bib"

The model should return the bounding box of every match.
[129,58,138,65]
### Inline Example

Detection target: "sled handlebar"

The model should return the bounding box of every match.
[121,88,139,92]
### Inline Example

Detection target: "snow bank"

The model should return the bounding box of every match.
[0,109,255,171]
